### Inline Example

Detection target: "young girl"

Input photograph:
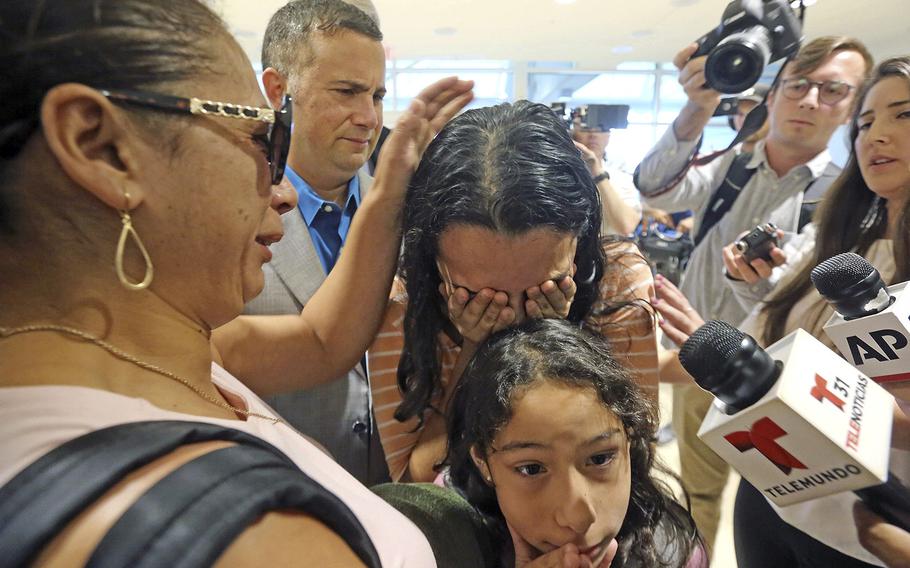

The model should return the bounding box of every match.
[444,318,701,568]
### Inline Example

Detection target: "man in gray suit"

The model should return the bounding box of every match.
[246,0,389,485]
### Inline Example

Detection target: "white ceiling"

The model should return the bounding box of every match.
[215,0,906,72]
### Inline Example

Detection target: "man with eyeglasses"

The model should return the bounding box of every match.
[634,35,873,555]
[243,0,390,486]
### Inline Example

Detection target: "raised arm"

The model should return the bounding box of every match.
[635,44,728,212]
[214,77,474,397]
[575,140,642,235]
[671,43,723,142]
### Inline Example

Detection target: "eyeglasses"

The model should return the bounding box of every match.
[779,78,854,106]
[100,89,292,185]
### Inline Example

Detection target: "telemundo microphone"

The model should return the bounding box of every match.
[680,320,910,531]
[812,252,910,386]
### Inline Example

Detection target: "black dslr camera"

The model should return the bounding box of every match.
[692,0,801,94]
[735,222,779,262]
[550,103,630,131]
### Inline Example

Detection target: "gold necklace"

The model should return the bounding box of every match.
[0,323,280,424]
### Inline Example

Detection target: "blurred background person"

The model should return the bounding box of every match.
[571,119,643,235]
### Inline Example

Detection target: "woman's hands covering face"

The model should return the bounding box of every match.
[439,275,576,347]
[525,276,577,320]
[439,285,515,347]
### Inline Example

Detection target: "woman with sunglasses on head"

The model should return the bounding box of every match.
[367,100,661,483]
[0,1,472,565]
[655,56,910,568]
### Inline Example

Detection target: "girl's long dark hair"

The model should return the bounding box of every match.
[762,56,910,345]
[394,100,638,424]
[444,319,699,567]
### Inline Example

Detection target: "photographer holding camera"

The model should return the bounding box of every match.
[571,112,643,235]
[636,28,873,555]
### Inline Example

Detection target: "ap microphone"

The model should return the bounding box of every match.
[680,321,910,531]
[811,252,910,386]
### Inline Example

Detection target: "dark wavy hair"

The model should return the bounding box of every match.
[394,100,636,424]
[0,0,228,236]
[444,319,700,567]
[761,56,910,345]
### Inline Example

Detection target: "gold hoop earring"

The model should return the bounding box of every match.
[115,193,153,291]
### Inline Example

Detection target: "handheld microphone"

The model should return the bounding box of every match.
[680,321,910,531]
[811,252,910,386]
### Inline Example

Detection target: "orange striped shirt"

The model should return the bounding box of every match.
[368,241,658,481]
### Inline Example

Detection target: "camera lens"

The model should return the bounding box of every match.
[704,26,772,94]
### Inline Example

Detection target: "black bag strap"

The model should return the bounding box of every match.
[0,421,381,568]
[693,155,842,247]
[90,443,382,568]
[692,151,756,247]
[797,161,841,231]
[0,421,278,566]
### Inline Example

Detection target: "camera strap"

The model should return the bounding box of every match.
[692,153,841,248]
[692,151,755,246]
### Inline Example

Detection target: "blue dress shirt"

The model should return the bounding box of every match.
[285,165,361,274]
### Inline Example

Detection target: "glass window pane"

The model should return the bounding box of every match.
[528,61,575,69]
[527,72,656,122]
[658,74,686,122]
[606,125,661,172]
[701,124,737,153]
[384,70,394,102]
[410,59,510,70]
[617,61,657,71]
[392,70,511,111]
[572,73,655,101]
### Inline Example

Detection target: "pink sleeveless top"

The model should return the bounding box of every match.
[0,363,436,568]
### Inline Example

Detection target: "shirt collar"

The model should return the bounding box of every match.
[803,147,834,179]
[747,140,769,170]
[285,165,362,226]
[748,139,833,180]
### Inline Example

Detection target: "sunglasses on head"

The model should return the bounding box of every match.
[101,89,292,185]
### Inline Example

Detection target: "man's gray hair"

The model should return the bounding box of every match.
[342,0,379,26]
[262,0,382,78]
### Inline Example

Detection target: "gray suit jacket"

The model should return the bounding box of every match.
[244,169,390,486]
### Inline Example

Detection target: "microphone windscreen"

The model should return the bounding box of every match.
[679,320,745,382]
[811,252,875,298]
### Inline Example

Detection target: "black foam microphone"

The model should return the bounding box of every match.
[811,252,893,319]
[812,252,910,384]
[679,320,780,413]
